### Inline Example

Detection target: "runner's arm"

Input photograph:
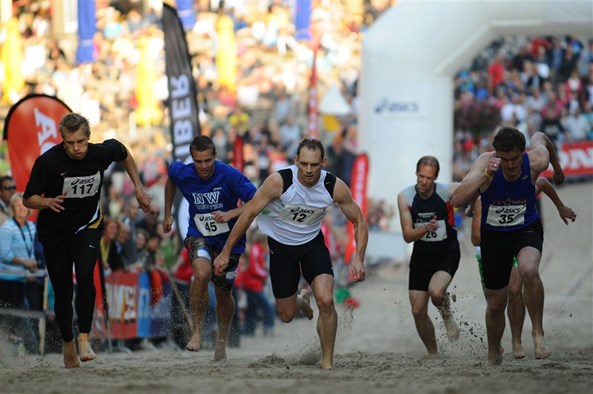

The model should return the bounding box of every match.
[218,173,283,258]
[450,153,495,207]
[162,176,177,233]
[530,132,564,185]
[397,192,431,243]
[121,148,151,212]
[535,177,576,225]
[334,179,368,282]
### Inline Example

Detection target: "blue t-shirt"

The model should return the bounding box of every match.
[169,160,256,253]
[480,152,539,232]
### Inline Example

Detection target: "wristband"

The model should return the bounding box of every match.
[484,167,492,179]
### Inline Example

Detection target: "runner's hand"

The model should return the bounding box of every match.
[162,214,173,233]
[46,192,67,212]
[212,210,232,223]
[558,205,576,225]
[213,254,229,276]
[136,189,151,212]
[349,258,366,282]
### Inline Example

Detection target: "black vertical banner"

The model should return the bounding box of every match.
[162,3,201,241]
[162,2,201,164]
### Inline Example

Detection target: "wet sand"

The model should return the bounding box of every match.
[1,182,591,394]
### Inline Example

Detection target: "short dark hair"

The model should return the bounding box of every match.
[189,135,216,156]
[416,155,440,177]
[492,126,526,152]
[0,175,14,187]
[59,113,91,136]
[296,138,325,160]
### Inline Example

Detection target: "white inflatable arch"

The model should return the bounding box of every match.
[360,0,593,216]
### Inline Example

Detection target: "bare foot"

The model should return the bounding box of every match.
[512,341,526,359]
[421,352,440,360]
[186,333,202,351]
[534,336,551,359]
[213,341,226,362]
[78,333,96,362]
[320,362,333,370]
[444,319,460,342]
[63,340,80,369]
[488,353,503,366]
[488,345,503,366]
[298,289,314,320]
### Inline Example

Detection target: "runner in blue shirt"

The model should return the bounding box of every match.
[162,135,256,362]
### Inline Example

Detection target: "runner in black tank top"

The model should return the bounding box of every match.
[397,155,461,355]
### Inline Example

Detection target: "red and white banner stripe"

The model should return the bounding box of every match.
[344,153,369,265]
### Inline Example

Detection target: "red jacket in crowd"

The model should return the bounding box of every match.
[238,242,268,292]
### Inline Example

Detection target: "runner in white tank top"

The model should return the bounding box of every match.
[213,138,368,370]
[257,164,334,245]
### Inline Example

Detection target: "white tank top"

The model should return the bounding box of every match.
[257,165,334,245]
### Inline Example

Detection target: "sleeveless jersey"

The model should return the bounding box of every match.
[480,152,538,232]
[168,160,256,253]
[400,182,458,252]
[24,139,127,244]
[257,165,335,246]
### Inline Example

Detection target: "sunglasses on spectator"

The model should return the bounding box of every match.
[2,186,16,191]
[149,211,160,216]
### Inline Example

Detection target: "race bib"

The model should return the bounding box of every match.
[277,204,326,225]
[62,171,101,199]
[486,204,526,227]
[194,213,230,236]
[414,219,447,242]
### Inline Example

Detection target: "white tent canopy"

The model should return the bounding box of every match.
[360,0,593,208]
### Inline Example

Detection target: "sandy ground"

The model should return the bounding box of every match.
[0,182,591,394]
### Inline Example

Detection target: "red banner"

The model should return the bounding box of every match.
[540,140,593,178]
[3,94,71,193]
[344,153,369,264]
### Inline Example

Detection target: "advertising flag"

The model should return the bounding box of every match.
[175,0,197,31]
[1,18,24,104]
[307,50,319,138]
[3,94,71,193]
[294,0,312,41]
[162,3,201,164]
[76,0,96,64]
[344,153,369,265]
[162,3,201,242]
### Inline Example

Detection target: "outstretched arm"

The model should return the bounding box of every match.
[535,177,576,225]
[451,153,496,207]
[334,179,368,282]
[213,173,283,276]
[121,148,151,212]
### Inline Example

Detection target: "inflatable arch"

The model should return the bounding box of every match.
[360,0,593,218]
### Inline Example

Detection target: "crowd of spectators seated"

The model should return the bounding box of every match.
[453,35,593,181]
